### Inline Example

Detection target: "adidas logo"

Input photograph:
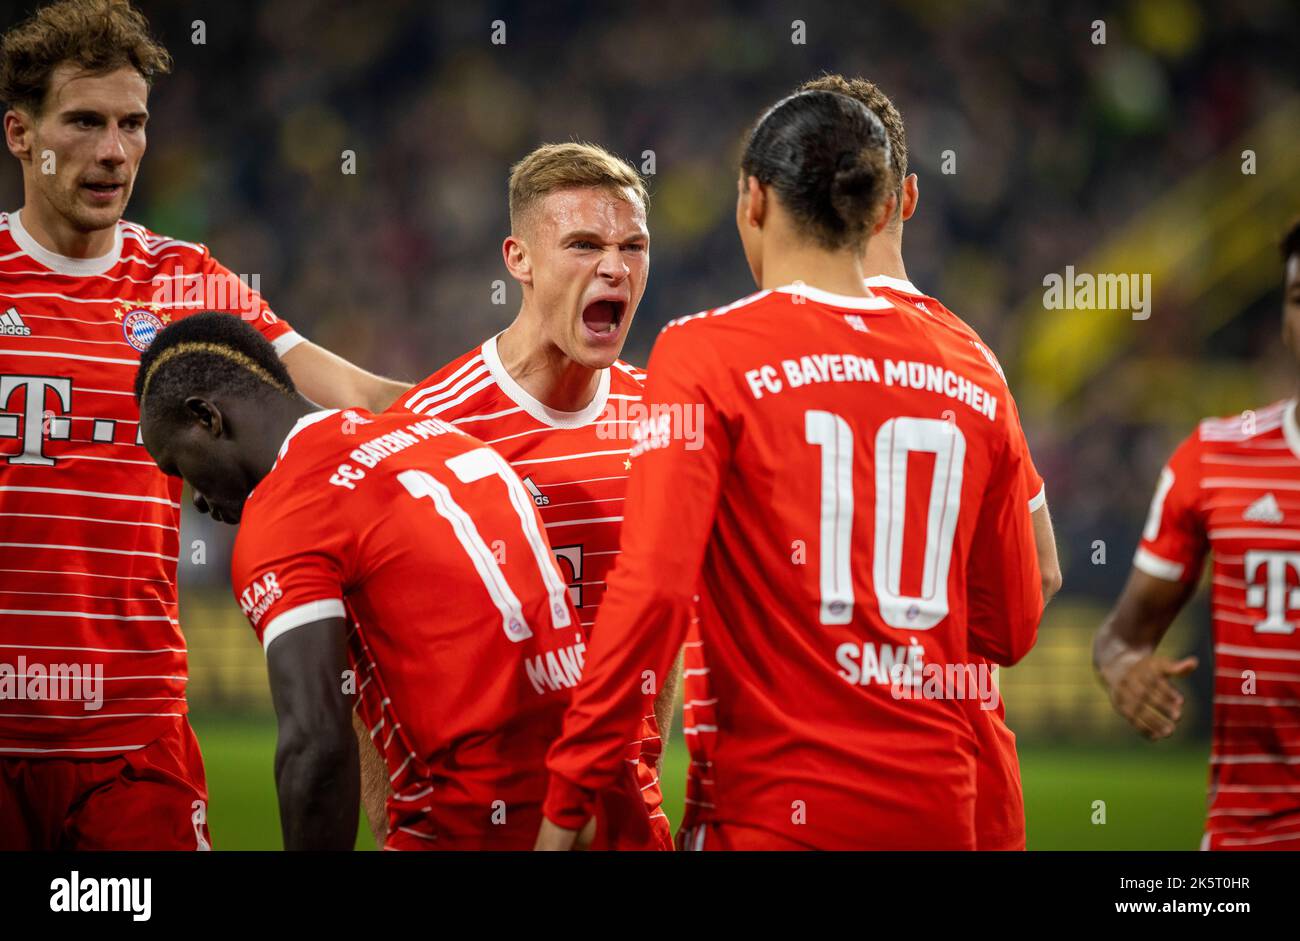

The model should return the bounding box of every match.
[0,307,31,336]
[522,475,549,507]
[1244,492,1284,524]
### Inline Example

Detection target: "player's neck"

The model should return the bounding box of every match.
[249,395,318,484]
[859,229,908,282]
[18,195,116,259]
[496,315,601,413]
[759,237,871,299]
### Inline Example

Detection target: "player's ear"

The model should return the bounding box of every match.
[743,175,766,229]
[4,109,34,161]
[901,173,919,222]
[503,234,532,286]
[184,396,223,437]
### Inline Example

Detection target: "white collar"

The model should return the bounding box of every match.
[481,334,611,429]
[863,274,924,296]
[1282,399,1300,461]
[774,283,894,310]
[9,208,123,276]
[276,409,339,463]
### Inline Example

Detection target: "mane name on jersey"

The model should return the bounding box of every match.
[744,353,997,420]
[523,638,587,695]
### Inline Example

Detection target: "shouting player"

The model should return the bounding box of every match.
[539,90,1043,850]
[792,73,1061,851]
[133,312,634,850]
[0,0,406,850]
[387,142,674,850]
[1093,220,1300,850]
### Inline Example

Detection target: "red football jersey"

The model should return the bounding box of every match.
[232,407,602,850]
[1136,398,1300,850]
[544,284,1043,850]
[679,276,1048,849]
[868,275,1046,850]
[0,211,298,755]
[388,335,671,849]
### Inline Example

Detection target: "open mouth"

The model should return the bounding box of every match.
[82,181,124,200]
[581,299,626,340]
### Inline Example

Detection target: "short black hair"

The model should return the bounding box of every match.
[1282,217,1300,263]
[740,89,891,251]
[135,312,296,428]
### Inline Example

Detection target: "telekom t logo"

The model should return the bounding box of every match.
[0,376,72,466]
[1244,550,1300,635]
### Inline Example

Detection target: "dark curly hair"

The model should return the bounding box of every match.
[135,312,296,429]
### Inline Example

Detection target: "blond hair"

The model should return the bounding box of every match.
[508,142,647,232]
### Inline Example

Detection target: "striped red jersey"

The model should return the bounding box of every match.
[232,408,598,849]
[1136,398,1300,850]
[389,334,672,849]
[545,285,1043,850]
[0,210,299,755]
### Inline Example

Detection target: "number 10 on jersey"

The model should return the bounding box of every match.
[806,411,966,630]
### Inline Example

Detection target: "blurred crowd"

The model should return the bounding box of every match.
[2,0,1297,610]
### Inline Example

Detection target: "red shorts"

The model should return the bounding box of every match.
[0,718,211,851]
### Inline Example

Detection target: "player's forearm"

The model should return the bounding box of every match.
[1091,570,1191,688]
[545,587,694,825]
[1031,503,1063,604]
[362,376,415,413]
[275,728,360,850]
[353,710,391,847]
[1092,613,1152,690]
[280,341,411,413]
[652,650,683,760]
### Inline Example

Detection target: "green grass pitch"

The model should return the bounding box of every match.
[191,715,1210,850]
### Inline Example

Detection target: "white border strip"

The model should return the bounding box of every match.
[262,598,346,652]
[1133,547,1185,581]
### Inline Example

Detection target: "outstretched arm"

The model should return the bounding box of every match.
[282,341,411,413]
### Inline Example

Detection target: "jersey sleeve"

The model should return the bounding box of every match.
[1133,431,1207,582]
[966,423,1044,665]
[230,497,351,652]
[201,249,304,357]
[1005,391,1046,511]
[543,324,732,829]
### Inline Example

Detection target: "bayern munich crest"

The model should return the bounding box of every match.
[116,303,171,352]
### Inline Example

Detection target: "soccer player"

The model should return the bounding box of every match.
[785,73,1060,852]
[1093,220,1300,851]
[0,0,407,850]
[538,90,1043,850]
[387,142,674,850]
[133,311,623,850]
